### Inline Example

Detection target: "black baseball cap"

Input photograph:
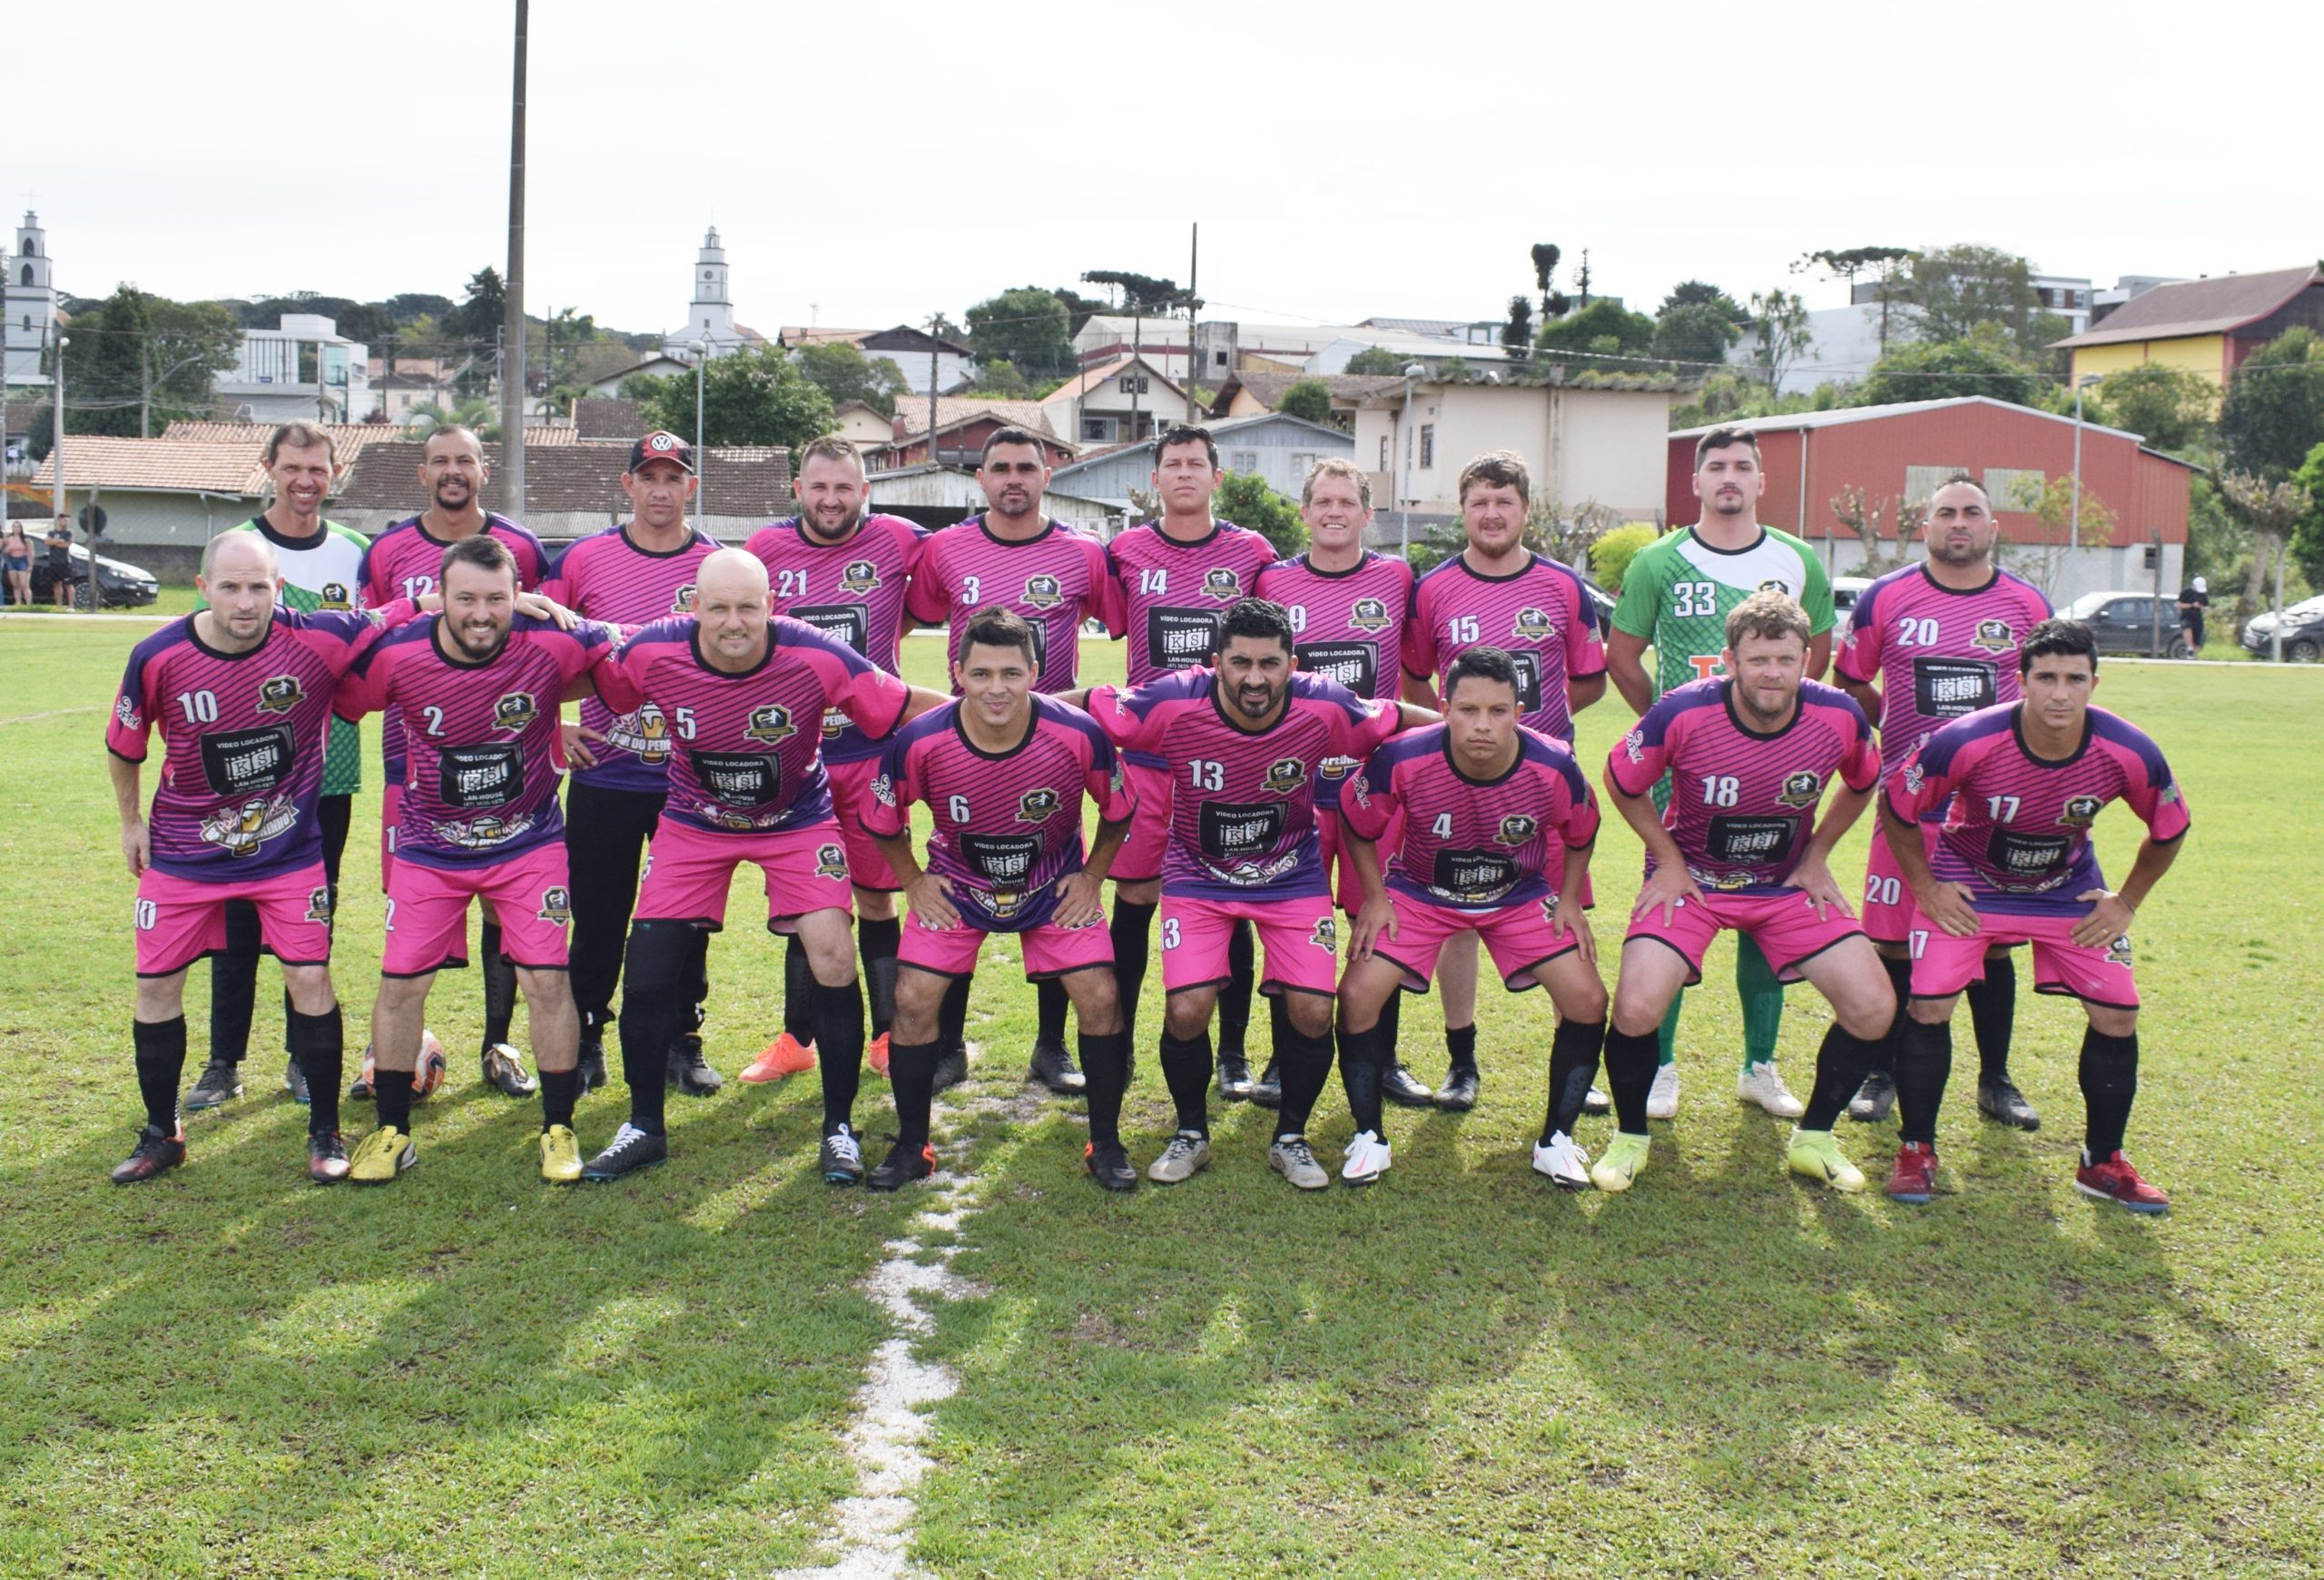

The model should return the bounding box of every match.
[627,430,695,474]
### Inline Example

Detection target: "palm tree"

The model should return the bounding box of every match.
[402,395,501,441]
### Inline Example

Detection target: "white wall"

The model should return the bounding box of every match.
[1351,383,1671,518]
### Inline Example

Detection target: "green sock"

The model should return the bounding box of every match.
[1656,988,1682,1068]
[1737,935,1785,1069]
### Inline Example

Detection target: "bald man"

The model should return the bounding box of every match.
[580,549,951,1181]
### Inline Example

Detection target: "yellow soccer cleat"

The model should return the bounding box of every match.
[1786,1128,1868,1193]
[539,1124,583,1184]
[349,1126,416,1184]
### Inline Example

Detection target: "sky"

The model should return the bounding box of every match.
[11,1,2315,344]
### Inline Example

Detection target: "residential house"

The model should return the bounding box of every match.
[1041,413,1353,527]
[864,462,1119,535]
[780,325,974,398]
[1207,372,1404,430]
[1351,374,1676,524]
[215,314,371,424]
[868,399,1072,471]
[2053,264,2324,393]
[1040,354,1196,445]
[584,352,697,400]
[828,400,897,449]
[570,398,645,443]
[369,365,456,423]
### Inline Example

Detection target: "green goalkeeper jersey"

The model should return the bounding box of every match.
[198,516,371,796]
[1612,524,1835,700]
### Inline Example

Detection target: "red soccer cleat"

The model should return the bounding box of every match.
[2073,1150,2171,1215]
[868,1032,891,1078]
[741,1032,817,1084]
[1885,1141,1937,1204]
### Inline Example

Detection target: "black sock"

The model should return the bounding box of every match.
[539,1067,579,1131]
[2079,1027,2139,1159]
[1379,987,1403,1070]
[132,1016,186,1133]
[1445,1022,1478,1075]
[1157,1030,1212,1136]
[1967,953,2017,1088]
[1339,1020,1387,1137]
[288,1005,344,1135]
[1894,1016,1953,1147]
[1109,900,1157,1042]
[1875,953,1914,1080]
[1217,921,1255,1059]
[1274,1015,1335,1139]
[1035,976,1068,1045]
[938,973,972,1059]
[860,916,901,1041]
[1602,1026,1659,1134]
[1803,1022,1886,1131]
[211,903,259,1065]
[814,976,866,1134]
[1542,1016,1608,1143]
[616,921,692,1135]
[1081,1030,1132,1146]
[374,1066,415,1134]
[480,921,517,1052]
[783,935,816,1044]
[889,1039,940,1151]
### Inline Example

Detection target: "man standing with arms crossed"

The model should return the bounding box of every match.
[1604,427,1834,1121]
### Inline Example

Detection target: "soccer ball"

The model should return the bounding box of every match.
[411,1030,448,1101]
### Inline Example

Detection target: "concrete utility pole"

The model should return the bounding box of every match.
[500,0,529,517]
[1187,222,1200,423]
[925,321,939,467]
[51,333,68,518]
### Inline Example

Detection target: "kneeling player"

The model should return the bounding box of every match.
[1879,618,2187,1212]
[866,607,1137,1190]
[1597,591,1894,1194]
[1336,647,1607,1188]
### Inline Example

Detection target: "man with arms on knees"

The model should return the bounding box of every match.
[905,427,1123,1091]
[187,423,370,1113]
[1065,597,1432,1189]
[539,432,722,1095]
[577,550,948,1184]
[106,532,414,1183]
[333,535,614,1183]
[354,424,549,1100]
[741,436,927,1090]
[1604,426,1835,1121]
[1595,592,1891,1194]
[1878,618,2187,1212]
[1402,450,1606,1112]
[1337,647,1607,1189]
[865,607,1136,1190]
[1833,477,2050,1129]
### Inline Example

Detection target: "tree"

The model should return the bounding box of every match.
[1278,379,1333,425]
[1795,246,1914,350]
[1659,281,1744,320]
[963,358,1036,399]
[1652,301,1743,365]
[1502,295,1534,361]
[446,267,507,344]
[2218,328,2324,479]
[2291,442,2324,583]
[1048,285,1111,336]
[1857,328,2038,407]
[404,395,501,441]
[1534,299,1653,358]
[1530,243,1570,321]
[1745,289,1814,390]
[1080,271,1186,314]
[964,287,1075,380]
[1892,244,2046,351]
[1344,346,1411,376]
[1215,471,1305,557]
[2099,362,2214,454]
[1589,522,1660,591]
[53,284,242,437]
[793,341,909,416]
[2003,473,2115,599]
[2220,469,2314,633]
[637,346,835,451]
[1829,486,1928,577]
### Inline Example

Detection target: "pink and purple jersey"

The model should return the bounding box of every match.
[1106,519,1279,686]
[357,512,547,776]
[745,512,928,765]
[109,605,405,882]
[1886,703,2189,914]
[1837,564,2051,775]
[1344,725,1599,910]
[1404,551,1606,743]
[539,525,722,792]
[1610,677,1881,894]
[1258,549,1417,813]
[337,616,616,870]
[1086,668,1398,899]
[866,696,1133,931]
[594,615,912,836]
[906,517,1123,693]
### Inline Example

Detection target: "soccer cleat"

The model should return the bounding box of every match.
[1847,1070,1897,1123]
[866,1139,937,1192]
[931,1046,970,1093]
[111,1125,186,1185]
[1247,1058,1283,1110]
[821,1124,865,1187]
[348,1044,376,1100]
[185,1060,242,1111]
[868,1032,891,1078]
[539,1124,584,1184]
[1339,1130,1392,1187]
[1737,1060,1806,1119]
[1531,1131,1592,1190]
[1085,1140,1138,1191]
[1434,1065,1481,1112]
[1147,1131,1211,1184]
[582,1122,667,1182]
[1383,1063,1437,1109]
[1583,1086,1612,1116]
[1028,1035,1086,1095]
[2074,1149,2170,1215]
[667,1036,724,1096]
[1216,1050,1255,1101]
[1885,1141,1937,1204]
[1977,1081,2041,1131]
[282,1055,310,1106]
[1786,1128,1868,1193]
[742,1032,817,1084]
[1590,1132,1651,1193]
[481,1042,538,1098]
[1270,1135,1331,1190]
[306,1130,350,1184]
[1646,1063,1680,1121]
[349,1126,417,1184]
[576,1032,608,1092]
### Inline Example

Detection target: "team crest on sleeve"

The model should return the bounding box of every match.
[815,844,851,882]
[1623,729,1645,764]
[537,885,572,925]
[872,772,896,807]
[1022,573,1064,609]
[1348,597,1392,634]
[1264,757,1307,795]
[1777,771,1823,809]
[744,705,798,744]
[672,583,698,614]
[1109,762,1125,794]
[1496,813,1540,845]
[2160,779,2181,805]
[2058,794,2103,827]
[115,694,141,731]
[1309,915,1338,952]
[839,559,881,594]
[1972,618,2014,654]
[1017,787,1061,823]
[493,692,540,730]
[1202,567,1244,601]
[304,885,334,924]
[201,794,298,856]
[1903,762,1925,794]
[256,675,307,715]
[1512,607,1557,640]
[320,581,352,610]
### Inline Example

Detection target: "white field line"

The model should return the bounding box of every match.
[0,706,103,726]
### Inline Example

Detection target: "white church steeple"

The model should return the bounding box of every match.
[5,212,59,387]
[665,225,741,360]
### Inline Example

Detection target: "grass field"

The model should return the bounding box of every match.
[4,610,2322,1578]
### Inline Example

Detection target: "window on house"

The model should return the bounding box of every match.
[1230,450,1260,472]
[1380,436,1390,470]
[1419,424,1435,469]
[1904,464,1974,504]
[1214,350,1227,367]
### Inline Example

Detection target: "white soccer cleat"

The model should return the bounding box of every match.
[1340,1130,1392,1187]
[1737,1060,1805,1119]
[1646,1063,1680,1121]
[1531,1131,1592,1190]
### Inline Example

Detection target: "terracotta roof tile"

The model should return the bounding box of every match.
[335,440,793,518]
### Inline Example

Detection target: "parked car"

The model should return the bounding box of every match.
[1831,575,1871,614]
[28,542,161,609]
[2061,590,2193,658]
[2241,595,2324,662]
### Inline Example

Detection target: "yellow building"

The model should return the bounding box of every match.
[2054,264,2323,399]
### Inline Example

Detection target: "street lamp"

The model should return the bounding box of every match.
[2070,371,2102,553]
[691,340,708,519]
[1397,362,1425,560]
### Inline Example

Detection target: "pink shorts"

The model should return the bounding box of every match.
[1862,819,1935,944]
[634,816,853,933]
[1161,891,1338,998]
[826,756,902,894]
[1624,886,1865,986]
[384,843,570,977]
[899,905,1113,981]
[134,860,333,978]
[1113,760,1170,884]
[1909,906,2138,1009]
[379,779,403,887]
[1371,889,1582,993]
